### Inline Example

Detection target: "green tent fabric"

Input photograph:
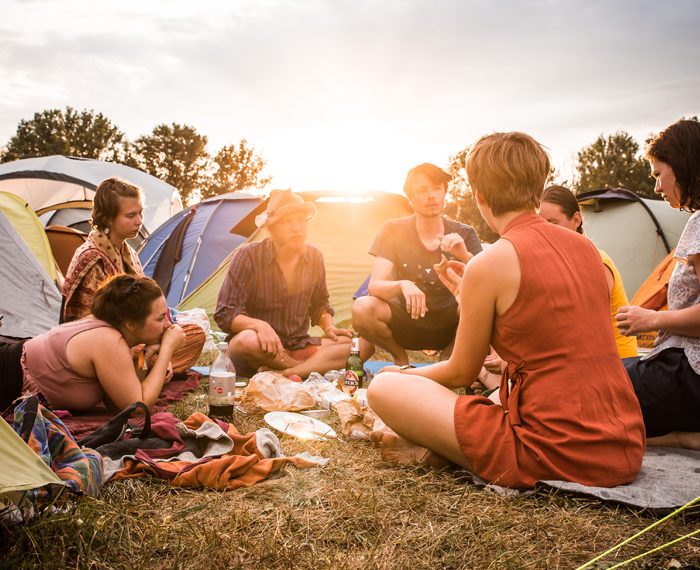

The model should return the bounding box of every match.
[178,190,413,331]
[0,191,57,281]
[0,417,64,519]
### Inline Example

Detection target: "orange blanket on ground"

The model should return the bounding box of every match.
[108,413,318,490]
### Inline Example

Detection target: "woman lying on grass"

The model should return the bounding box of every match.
[1,275,185,414]
[616,119,700,450]
[368,131,645,490]
[61,177,204,374]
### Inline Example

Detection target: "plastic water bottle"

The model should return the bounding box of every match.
[208,342,236,419]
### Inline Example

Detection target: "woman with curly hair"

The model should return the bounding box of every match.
[616,119,700,450]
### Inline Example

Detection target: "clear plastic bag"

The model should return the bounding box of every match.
[239,371,317,413]
[175,308,215,353]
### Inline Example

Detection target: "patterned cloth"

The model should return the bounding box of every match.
[62,229,144,322]
[12,396,103,500]
[214,239,333,351]
[643,211,700,374]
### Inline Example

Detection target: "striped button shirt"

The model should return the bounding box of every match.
[214,239,333,351]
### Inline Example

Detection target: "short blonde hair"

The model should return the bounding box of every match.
[466,132,550,216]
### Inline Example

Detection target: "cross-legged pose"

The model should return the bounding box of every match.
[214,189,354,379]
[368,132,645,489]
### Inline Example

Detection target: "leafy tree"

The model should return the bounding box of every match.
[132,123,209,205]
[1,107,126,163]
[446,148,499,243]
[574,131,655,198]
[201,139,272,199]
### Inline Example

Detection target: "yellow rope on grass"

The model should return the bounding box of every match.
[606,528,700,568]
[576,495,700,570]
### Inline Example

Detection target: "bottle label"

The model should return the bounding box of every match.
[344,369,361,394]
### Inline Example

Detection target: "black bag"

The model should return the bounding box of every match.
[77,401,151,449]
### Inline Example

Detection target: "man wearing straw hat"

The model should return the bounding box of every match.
[215,189,353,378]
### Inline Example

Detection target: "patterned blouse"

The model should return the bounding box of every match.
[643,211,700,374]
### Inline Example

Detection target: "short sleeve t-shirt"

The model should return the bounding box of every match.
[643,211,700,374]
[369,215,482,314]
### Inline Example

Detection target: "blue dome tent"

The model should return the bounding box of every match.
[138,193,263,307]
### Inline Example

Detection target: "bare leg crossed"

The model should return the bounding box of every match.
[367,371,473,470]
[278,336,357,379]
[352,296,410,366]
[228,329,302,373]
[647,431,700,450]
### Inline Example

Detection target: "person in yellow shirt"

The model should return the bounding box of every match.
[538,185,638,358]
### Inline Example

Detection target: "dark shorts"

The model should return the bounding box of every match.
[387,302,459,351]
[0,337,28,411]
[623,348,700,437]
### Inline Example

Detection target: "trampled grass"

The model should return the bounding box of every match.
[2,353,699,568]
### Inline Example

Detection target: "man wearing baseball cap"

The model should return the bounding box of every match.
[352,163,482,366]
[215,189,353,377]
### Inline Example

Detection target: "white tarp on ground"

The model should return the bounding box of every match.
[0,155,183,233]
[0,210,61,338]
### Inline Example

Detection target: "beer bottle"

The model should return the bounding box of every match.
[343,332,364,395]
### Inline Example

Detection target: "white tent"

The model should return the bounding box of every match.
[0,155,183,234]
[578,189,690,297]
[0,208,61,338]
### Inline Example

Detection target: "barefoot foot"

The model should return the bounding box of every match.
[369,429,452,468]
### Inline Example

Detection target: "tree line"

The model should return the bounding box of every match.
[0,107,272,205]
[1,106,695,241]
[446,119,698,242]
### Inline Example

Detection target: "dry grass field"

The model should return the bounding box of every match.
[2,352,698,569]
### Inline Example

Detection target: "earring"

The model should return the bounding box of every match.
[104,227,110,235]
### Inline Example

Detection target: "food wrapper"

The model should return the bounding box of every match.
[300,372,351,409]
[332,399,381,439]
[239,371,316,413]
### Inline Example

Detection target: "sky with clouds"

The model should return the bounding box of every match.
[1,0,698,194]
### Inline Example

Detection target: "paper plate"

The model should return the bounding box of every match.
[264,411,336,441]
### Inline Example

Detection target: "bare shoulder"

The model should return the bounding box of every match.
[71,323,125,350]
[466,239,519,277]
[464,239,521,314]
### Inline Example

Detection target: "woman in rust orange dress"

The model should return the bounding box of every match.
[367,132,645,489]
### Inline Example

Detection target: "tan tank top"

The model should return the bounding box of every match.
[21,319,112,410]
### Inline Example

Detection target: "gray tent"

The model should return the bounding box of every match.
[0,205,61,339]
[578,189,690,297]
[0,155,183,235]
